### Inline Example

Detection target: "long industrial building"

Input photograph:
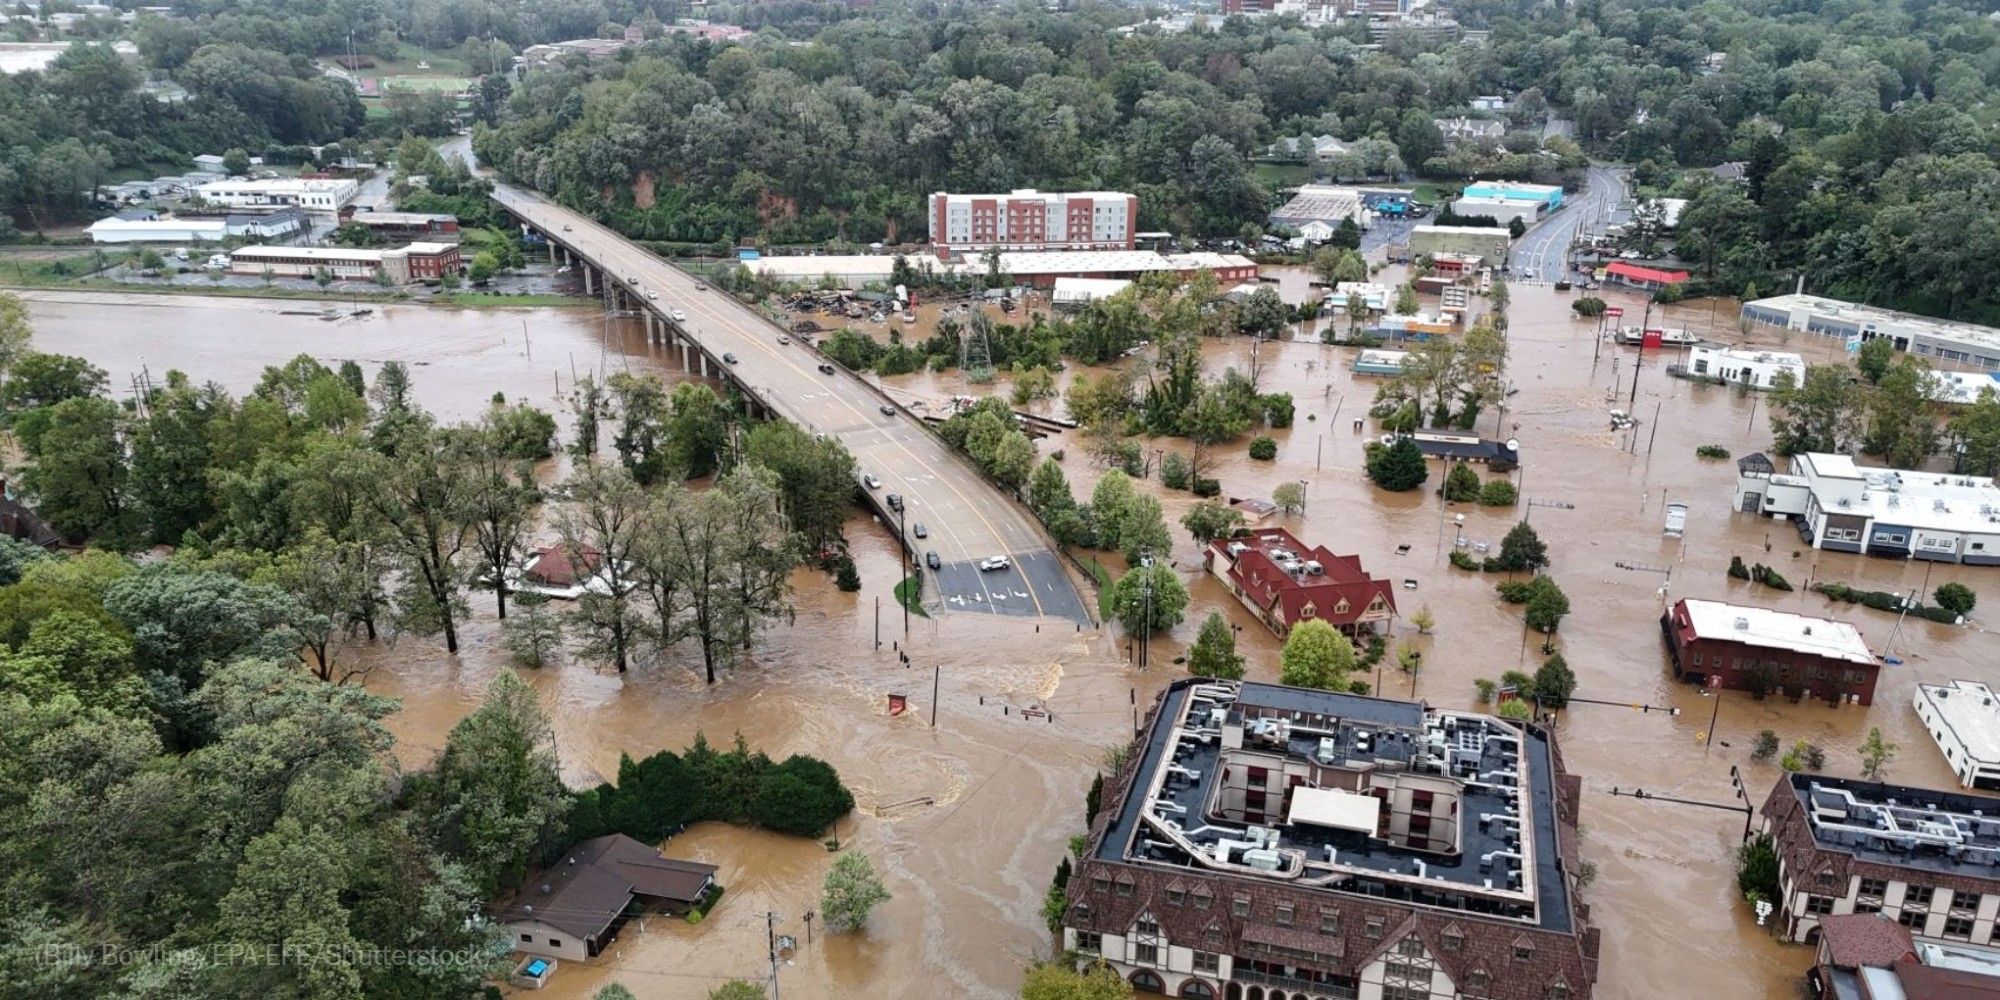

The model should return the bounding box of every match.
[1733,451,2000,565]
[744,249,1254,289]
[228,242,460,284]
[1740,293,2000,372]
[1063,678,1599,1000]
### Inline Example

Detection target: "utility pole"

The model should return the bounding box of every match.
[1629,297,1652,407]
[899,505,909,639]
[766,911,781,1000]
[930,664,940,728]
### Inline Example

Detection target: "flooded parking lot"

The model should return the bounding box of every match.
[19,285,1996,998]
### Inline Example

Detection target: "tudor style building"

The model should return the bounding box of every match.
[1204,528,1398,639]
[1759,773,2000,951]
[1063,678,1600,1000]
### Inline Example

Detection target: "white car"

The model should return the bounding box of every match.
[670,309,686,322]
[978,556,1010,572]
[646,291,658,300]
[1522,268,1535,279]
[863,475,881,490]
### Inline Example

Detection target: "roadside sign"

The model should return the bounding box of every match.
[1845,335,1862,354]
[1605,306,1625,318]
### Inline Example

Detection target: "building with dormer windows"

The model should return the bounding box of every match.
[1204,528,1398,639]
[1063,679,1599,999]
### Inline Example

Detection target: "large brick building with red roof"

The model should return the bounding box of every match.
[1204,528,1398,638]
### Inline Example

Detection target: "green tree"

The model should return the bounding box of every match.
[557,464,648,673]
[458,421,540,621]
[1273,480,1306,515]
[1027,457,1076,516]
[1859,727,1898,781]
[412,670,568,896]
[1951,389,2000,477]
[665,381,731,479]
[741,421,856,552]
[1737,833,1780,904]
[1279,618,1356,690]
[1089,471,1137,553]
[313,266,334,288]
[1496,521,1550,573]
[709,982,767,1000]
[1248,436,1277,460]
[1524,579,1571,633]
[0,291,34,378]
[220,147,251,177]
[1180,500,1245,545]
[1021,962,1134,1000]
[1768,366,1865,456]
[1934,582,1977,617]
[3,351,108,413]
[1116,494,1172,566]
[1443,461,1481,502]
[820,852,890,933]
[1856,338,1897,383]
[366,422,477,653]
[992,430,1036,492]
[20,397,134,546]
[1110,561,1188,635]
[1865,355,1941,468]
[1366,437,1429,492]
[1533,654,1576,708]
[1011,365,1057,405]
[1187,611,1244,679]
[1238,286,1288,339]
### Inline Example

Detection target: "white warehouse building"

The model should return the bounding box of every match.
[1741,293,2000,372]
[1733,451,2000,565]
[1685,345,1806,390]
[193,178,359,212]
[1914,680,2000,790]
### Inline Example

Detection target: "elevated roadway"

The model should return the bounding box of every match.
[490,183,1091,624]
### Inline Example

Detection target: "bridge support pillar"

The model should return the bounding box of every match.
[699,353,709,378]
[680,340,691,370]
[582,266,595,295]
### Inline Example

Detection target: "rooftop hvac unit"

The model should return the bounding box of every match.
[1304,560,1324,575]
[1244,848,1283,871]
[1317,737,1339,764]
[1734,617,1750,630]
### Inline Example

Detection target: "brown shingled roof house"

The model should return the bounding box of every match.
[496,834,718,963]
[1063,678,1598,999]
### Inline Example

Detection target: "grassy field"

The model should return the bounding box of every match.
[430,292,588,308]
[1253,162,1315,191]
[348,46,472,78]
[893,577,928,618]
[1088,558,1114,622]
[1411,180,1463,205]
[380,76,473,93]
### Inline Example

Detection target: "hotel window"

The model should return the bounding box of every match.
[1692,653,1704,667]
[1946,916,1976,939]
[1116,878,1134,898]
[1859,878,1887,900]
[1091,875,1109,894]
[1513,943,1534,962]
[519,934,533,942]
[1134,943,1159,965]
[1804,896,1834,915]
[1396,936,1426,957]
[1899,910,1927,929]
[1167,889,1185,907]
[1953,892,1982,914]
[1193,890,1211,910]
[1365,917,1385,939]
[1319,911,1339,934]
[1549,986,1571,1000]
[1135,916,1160,935]
[1383,986,1426,1000]
[1075,931,1102,953]
[1194,951,1220,974]
[1233,895,1251,917]
[1906,886,1936,909]
[1466,970,1490,990]
[1275,903,1294,926]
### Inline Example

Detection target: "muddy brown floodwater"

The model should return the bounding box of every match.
[22,286,1999,999]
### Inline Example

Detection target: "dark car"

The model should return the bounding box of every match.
[886,493,903,511]
[879,404,896,416]
[722,352,738,364]
[926,551,941,570]
[912,522,927,538]
[817,363,836,374]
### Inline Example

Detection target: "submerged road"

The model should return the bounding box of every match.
[489,183,1092,625]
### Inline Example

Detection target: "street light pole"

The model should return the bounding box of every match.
[899,505,909,639]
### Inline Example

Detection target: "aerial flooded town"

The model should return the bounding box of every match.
[2,3,1999,1000]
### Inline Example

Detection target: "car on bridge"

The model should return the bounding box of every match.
[670,309,686,322]
[863,475,881,490]
[817,363,836,374]
[723,352,738,365]
[912,523,927,539]
[778,335,790,345]
[979,556,1010,572]
[886,493,904,512]
[878,404,896,416]
[926,551,941,570]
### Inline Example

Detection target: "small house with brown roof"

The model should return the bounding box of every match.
[495,834,718,963]
[1204,527,1397,638]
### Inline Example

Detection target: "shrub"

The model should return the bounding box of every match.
[1449,550,1481,571]
[1758,565,1792,591]
[1248,436,1278,461]
[1443,462,1482,502]
[1160,452,1191,490]
[1752,730,1780,761]
[1728,555,1750,580]
[1192,477,1221,498]
[834,556,861,592]
[1935,582,1977,617]
[1571,296,1607,317]
[1696,444,1731,460]
[1365,437,1429,492]
[1474,678,1497,703]
[1477,480,1518,506]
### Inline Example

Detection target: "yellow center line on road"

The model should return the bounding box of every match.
[506,188,1052,619]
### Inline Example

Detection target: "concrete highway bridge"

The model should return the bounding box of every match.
[492,183,1093,624]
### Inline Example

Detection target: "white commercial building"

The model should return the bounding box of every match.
[927,189,1136,254]
[1050,277,1131,307]
[1932,370,2000,406]
[1450,196,1542,227]
[1685,345,1806,390]
[744,249,1255,288]
[86,217,228,244]
[1915,680,2000,790]
[1267,184,1369,231]
[1734,451,2000,565]
[1741,293,2000,372]
[194,178,359,212]
[1331,281,1389,311]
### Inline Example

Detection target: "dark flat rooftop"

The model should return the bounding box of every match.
[1098,679,1573,933]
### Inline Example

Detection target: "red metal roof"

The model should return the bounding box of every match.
[1605,261,1689,284]
[1209,527,1396,630]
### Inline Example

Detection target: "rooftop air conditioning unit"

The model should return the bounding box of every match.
[1304,560,1324,575]
[1734,617,1750,630]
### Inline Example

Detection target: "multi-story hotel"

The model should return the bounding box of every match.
[1063,678,1599,1000]
[928,189,1137,255]
[1760,773,2000,950]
